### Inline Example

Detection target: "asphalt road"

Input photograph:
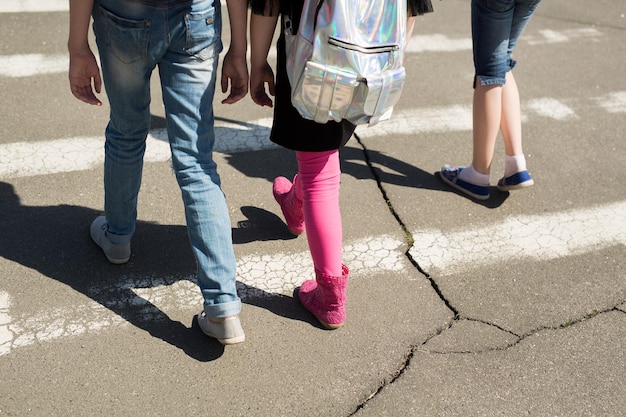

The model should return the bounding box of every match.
[1,1,625,416]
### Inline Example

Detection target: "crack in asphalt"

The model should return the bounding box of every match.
[352,133,459,316]
[348,133,626,415]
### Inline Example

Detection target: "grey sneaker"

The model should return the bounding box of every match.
[197,312,245,345]
[90,216,131,264]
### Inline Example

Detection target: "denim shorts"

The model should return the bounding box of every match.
[471,0,542,86]
[123,0,191,7]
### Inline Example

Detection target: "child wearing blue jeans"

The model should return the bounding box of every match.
[68,0,249,345]
[440,0,542,200]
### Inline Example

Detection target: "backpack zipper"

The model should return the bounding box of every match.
[328,37,400,54]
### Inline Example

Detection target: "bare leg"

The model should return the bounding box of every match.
[471,80,503,175]
[500,71,523,157]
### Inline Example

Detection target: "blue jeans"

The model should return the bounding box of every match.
[92,0,241,318]
[471,0,542,86]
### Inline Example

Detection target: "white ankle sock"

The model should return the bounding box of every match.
[458,164,490,185]
[504,155,527,177]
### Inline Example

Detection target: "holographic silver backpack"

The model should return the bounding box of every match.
[285,0,407,126]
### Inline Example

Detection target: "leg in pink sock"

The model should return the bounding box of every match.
[273,174,305,235]
[296,150,343,277]
[295,150,348,328]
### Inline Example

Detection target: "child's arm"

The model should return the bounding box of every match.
[221,0,249,104]
[68,0,102,106]
[249,9,279,107]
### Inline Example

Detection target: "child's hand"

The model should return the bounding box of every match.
[221,49,249,104]
[68,48,102,106]
[250,62,275,107]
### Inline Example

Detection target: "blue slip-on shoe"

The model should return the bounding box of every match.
[439,165,490,201]
[497,170,534,191]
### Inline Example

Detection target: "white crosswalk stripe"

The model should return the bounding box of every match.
[0,234,405,356]
[2,197,625,356]
[0,54,67,78]
[0,27,604,77]
[4,197,626,356]
[411,201,626,276]
[0,0,67,13]
[1,91,624,179]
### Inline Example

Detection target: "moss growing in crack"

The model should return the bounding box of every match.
[561,309,603,328]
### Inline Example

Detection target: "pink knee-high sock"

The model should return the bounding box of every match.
[296,150,343,277]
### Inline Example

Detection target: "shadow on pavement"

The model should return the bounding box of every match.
[0,181,309,361]
[223,136,508,209]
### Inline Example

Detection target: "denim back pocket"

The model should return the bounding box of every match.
[97,6,150,64]
[184,6,222,60]
[485,0,515,13]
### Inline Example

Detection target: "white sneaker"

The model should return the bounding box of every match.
[197,312,245,345]
[90,216,131,264]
